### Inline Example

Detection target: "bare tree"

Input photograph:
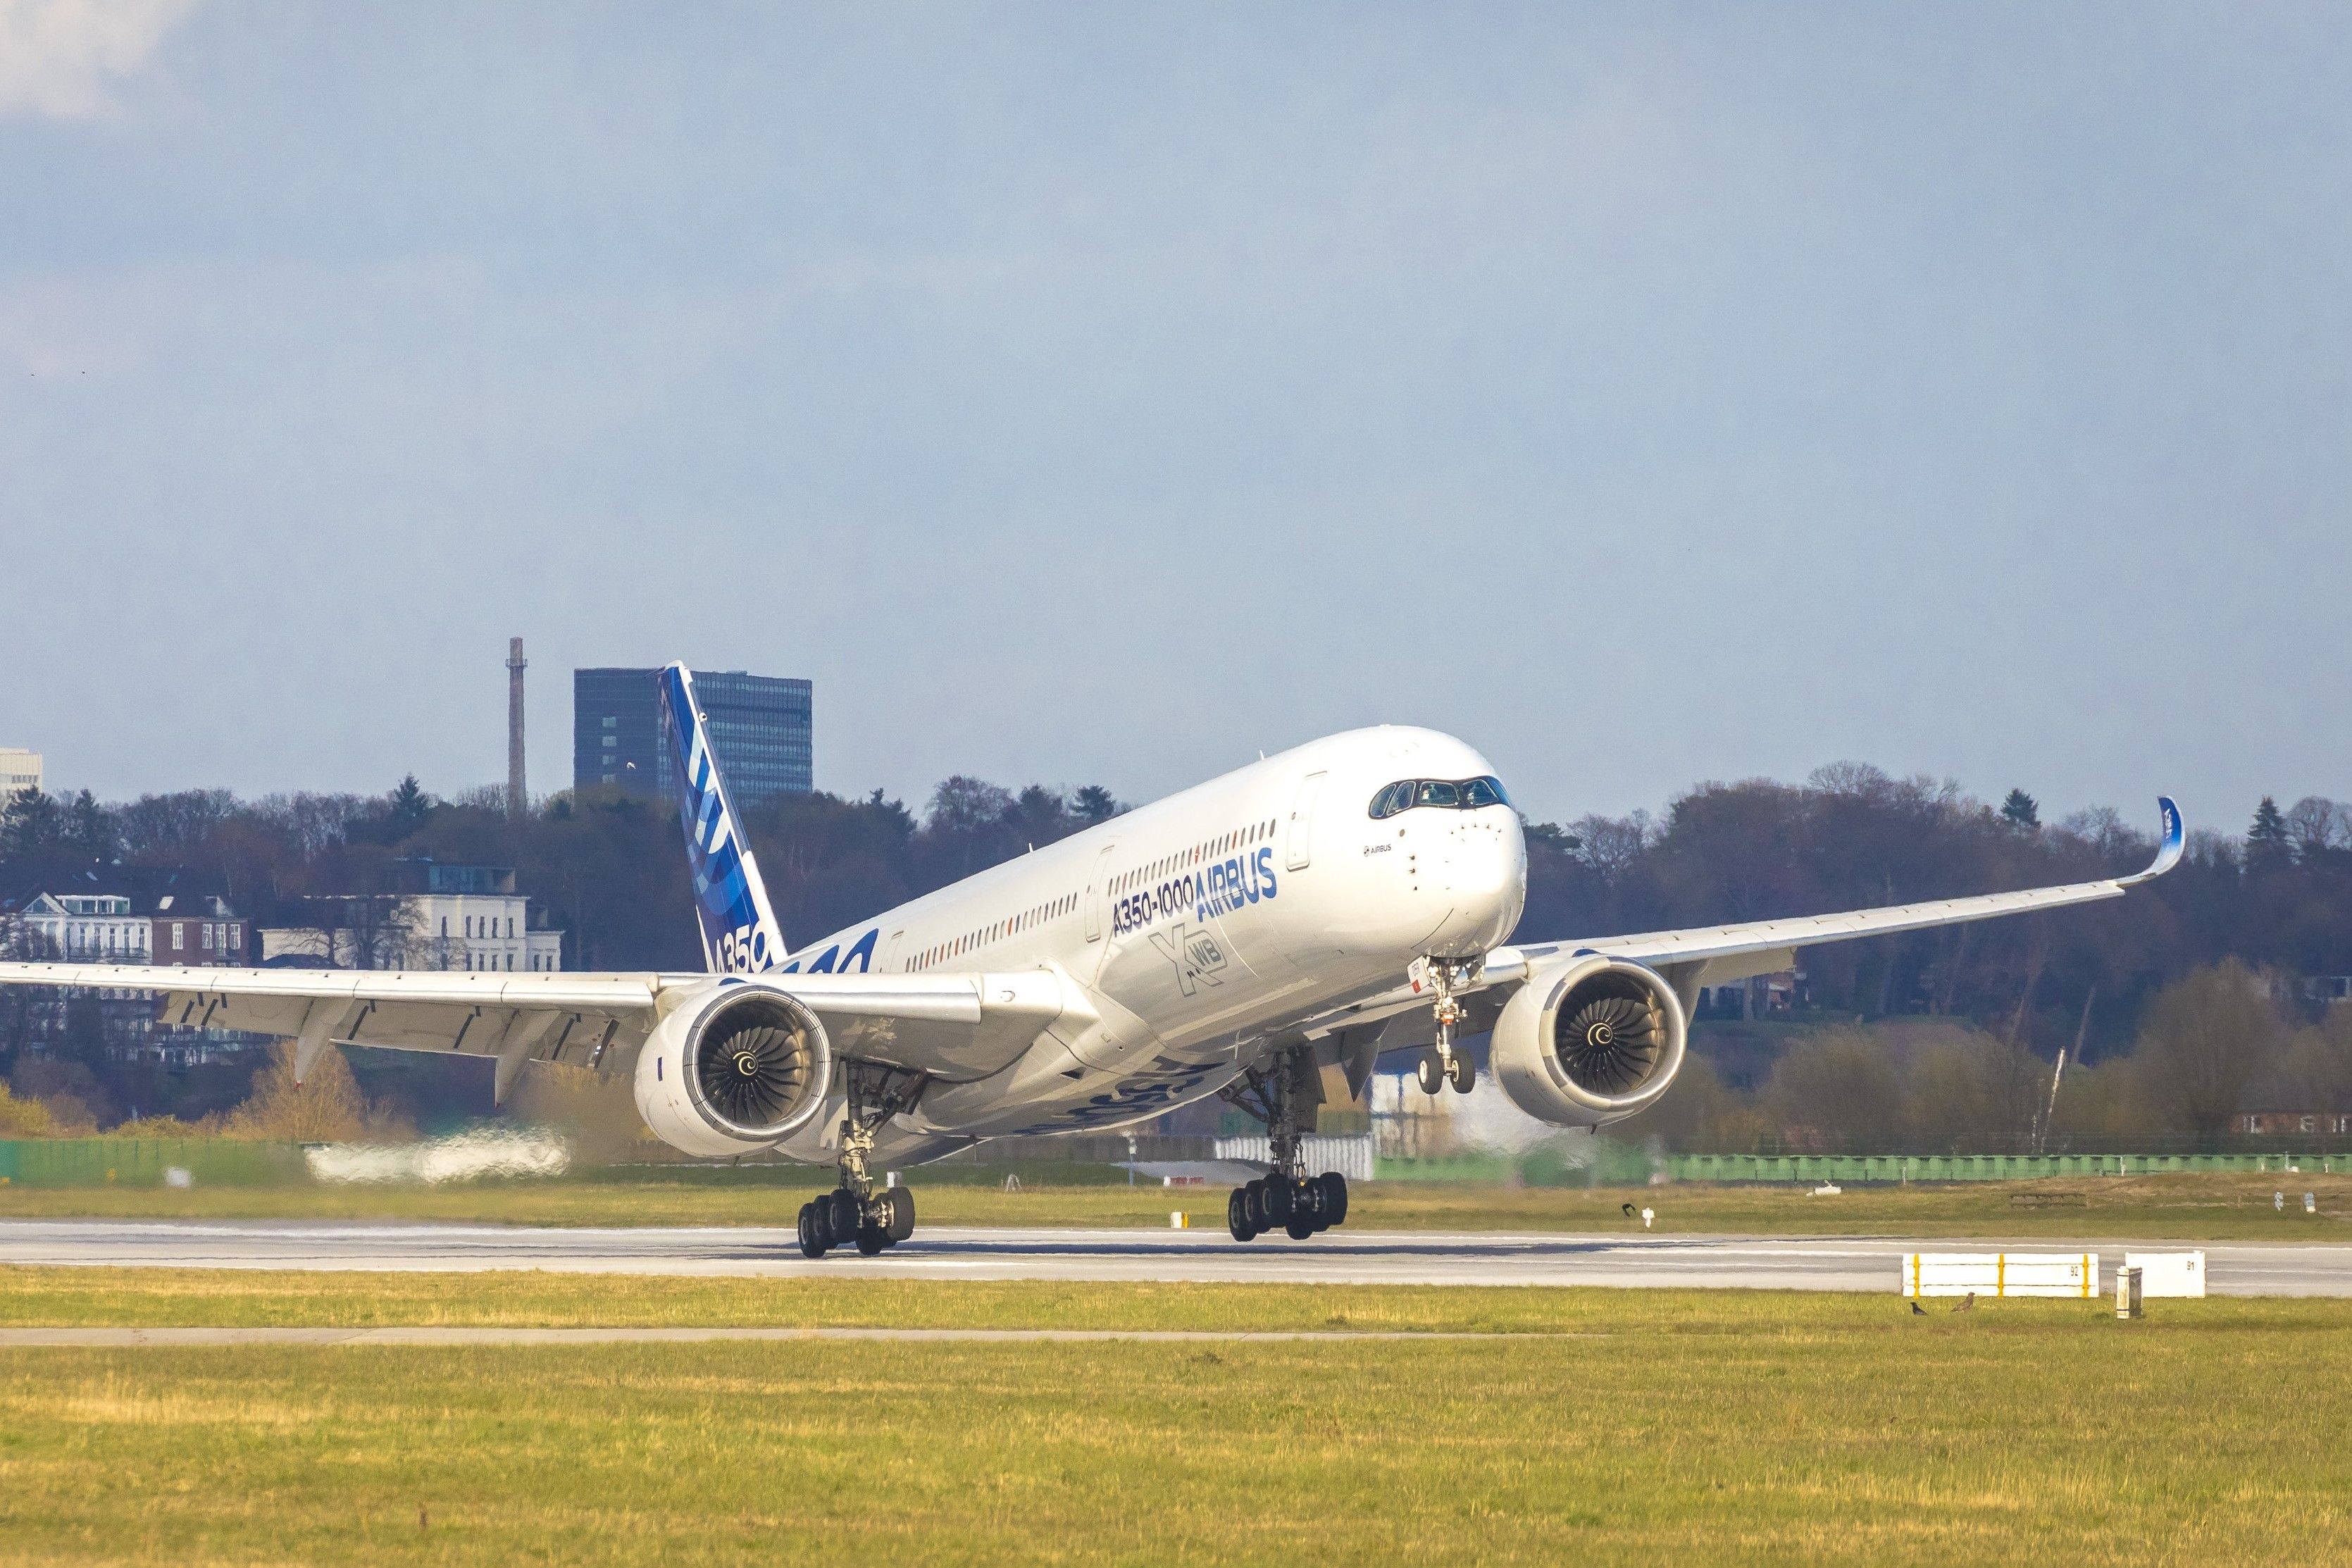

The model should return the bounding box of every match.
[1570,811,1652,888]
[1762,1028,1907,1151]
[2284,797,2348,862]
[2127,960,2286,1139]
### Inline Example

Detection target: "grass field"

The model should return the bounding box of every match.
[0,1273,2346,1563]
[3,1169,2349,1239]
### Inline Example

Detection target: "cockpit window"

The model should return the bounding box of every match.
[1459,776,1507,809]
[1369,776,1512,819]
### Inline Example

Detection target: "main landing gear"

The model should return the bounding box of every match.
[1410,954,1482,1095]
[797,1186,913,1257]
[1219,1046,1352,1242]
[797,1066,920,1259]
[1228,1169,1349,1242]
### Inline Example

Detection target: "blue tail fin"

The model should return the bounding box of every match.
[659,663,787,973]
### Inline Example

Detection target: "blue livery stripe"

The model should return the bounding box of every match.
[659,664,788,973]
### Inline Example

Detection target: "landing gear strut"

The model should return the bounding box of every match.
[1411,954,1482,1095]
[797,1066,921,1259]
[1219,1047,1352,1242]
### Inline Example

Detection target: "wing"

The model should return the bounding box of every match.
[1493,795,2185,997]
[0,963,1082,1104]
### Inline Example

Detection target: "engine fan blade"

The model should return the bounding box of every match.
[700,1023,809,1124]
[1559,994,1659,1094]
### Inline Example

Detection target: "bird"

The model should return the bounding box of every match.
[1910,1301,1927,1316]
[1621,1202,1636,1217]
[1953,1292,1977,1313]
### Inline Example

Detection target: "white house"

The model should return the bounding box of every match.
[260,859,563,973]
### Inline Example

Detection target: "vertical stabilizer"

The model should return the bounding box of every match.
[659,664,787,972]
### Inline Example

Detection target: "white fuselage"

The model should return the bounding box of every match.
[773,726,1527,1147]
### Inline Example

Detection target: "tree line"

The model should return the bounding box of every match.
[1624,961,2352,1154]
[5,763,2351,1147]
[1523,766,2352,1062]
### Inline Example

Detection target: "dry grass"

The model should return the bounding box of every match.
[0,1283,2346,1563]
[4,1170,2351,1240]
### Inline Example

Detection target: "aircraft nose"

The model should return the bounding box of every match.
[1431,813,1527,953]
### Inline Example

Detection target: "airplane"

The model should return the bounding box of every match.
[0,664,2184,1257]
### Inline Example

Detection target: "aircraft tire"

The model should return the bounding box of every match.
[827,1189,861,1242]
[796,1202,827,1258]
[1446,1052,1474,1094]
[881,1186,916,1241]
[1227,1188,1255,1241]
[1285,1217,1317,1240]
[1416,1054,1444,1095]
[1317,1171,1349,1227]
[854,1224,887,1257]
[1262,1178,1294,1223]
[1240,1183,1268,1234]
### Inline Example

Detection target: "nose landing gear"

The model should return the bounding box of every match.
[1414,1050,1474,1095]
[1410,954,1483,1095]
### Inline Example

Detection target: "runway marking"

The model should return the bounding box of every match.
[0,1326,1606,1349]
[6,1222,2350,1293]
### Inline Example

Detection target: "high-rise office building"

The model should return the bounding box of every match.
[0,749,41,795]
[573,668,813,807]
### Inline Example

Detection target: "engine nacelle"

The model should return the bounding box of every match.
[1492,955,1688,1129]
[633,981,833,1157]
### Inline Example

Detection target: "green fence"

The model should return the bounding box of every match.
[1663,1152,2346,1184]
[0,1139,307,1188]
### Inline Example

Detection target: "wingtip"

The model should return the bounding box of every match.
[2120,795,2186,885]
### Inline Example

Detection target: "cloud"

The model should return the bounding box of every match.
[0,0,197,120]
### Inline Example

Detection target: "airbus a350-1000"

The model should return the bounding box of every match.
[0,666,2184,1255]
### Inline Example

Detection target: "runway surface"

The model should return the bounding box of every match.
[6,1220,2352,1295]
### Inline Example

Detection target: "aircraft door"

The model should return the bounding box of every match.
[1083,843,1117,942]
[1286,771,1326,871]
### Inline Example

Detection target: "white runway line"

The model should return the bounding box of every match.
[4,1222,2350,1294]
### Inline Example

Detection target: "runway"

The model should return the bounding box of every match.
[6,1220,2352,1295]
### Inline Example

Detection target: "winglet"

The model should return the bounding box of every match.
[659,664,788,972]
[2117,796,2185,887]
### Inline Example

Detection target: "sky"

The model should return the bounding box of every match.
[1,1,2346,835]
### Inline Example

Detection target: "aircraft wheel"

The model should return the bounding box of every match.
[881,1186,916,1242]
[1262,1177,1294,1223]
[1317,1171,1349,1227]
[827,1189,861,1242]
[1240,1182,1268,1234]
[1446,1052,1475,1093]
[1227,1188,1255,1241]
[1285,1216,1317,1240]
[796,1202,827,1258]
[1416,1054,1444,1095]
[854,1224,887,1257]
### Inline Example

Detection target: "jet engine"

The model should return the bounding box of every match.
[633,981,833,1157]
[1491,955,1688,1128]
